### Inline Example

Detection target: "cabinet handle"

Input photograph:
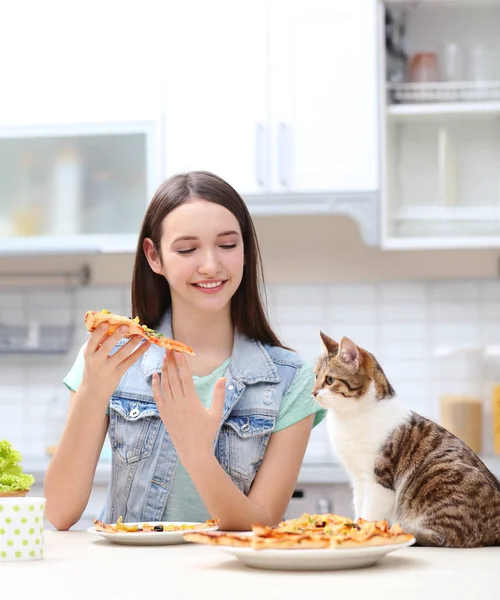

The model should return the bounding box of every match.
[255,122,265,188]
[278,122,289,187]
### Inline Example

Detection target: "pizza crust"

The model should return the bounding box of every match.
[183,531,252,547]
[251,535,331,550]
[329,533,414,548]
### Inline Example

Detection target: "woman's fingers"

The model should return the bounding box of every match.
[152,372,165,408]
[98,326,130,356]
[163,350,182,399]
[116,337,151,372]
[86,324,112,353]
[174,352,196,396]
[159,353,175,403]
[111,334,146,363]
[87,324,128,355]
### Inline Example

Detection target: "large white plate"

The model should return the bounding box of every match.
[87,521,219,546]
[221,537,416,571]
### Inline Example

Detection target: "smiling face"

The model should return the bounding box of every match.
[144,198,244,316]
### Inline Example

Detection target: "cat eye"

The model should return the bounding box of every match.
[325,375,335,385]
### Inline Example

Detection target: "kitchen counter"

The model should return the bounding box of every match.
[2,531,499,600]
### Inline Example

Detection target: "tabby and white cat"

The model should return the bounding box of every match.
[313,331,500,548]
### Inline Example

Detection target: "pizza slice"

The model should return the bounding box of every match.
[93,516,218,534]
[85,309,195,355]
[93,518,118,533]
[182,514,414,551]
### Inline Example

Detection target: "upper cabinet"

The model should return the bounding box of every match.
[268,0,379,193]
[0,0,381,254]
[0,1,163,127]
[0,122,160,254]
[381,0,500,249]
[162,0,269,196]
[163,0,380,196]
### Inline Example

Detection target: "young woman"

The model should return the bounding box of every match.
[44,171,325,531]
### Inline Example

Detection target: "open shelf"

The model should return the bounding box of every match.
[386,0,500,7]
[388,101,500,121]
[394,205,500,221]
[382,1,500,249]
[382,235,500,250]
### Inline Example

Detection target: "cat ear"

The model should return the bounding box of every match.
[319,331,339,355]
[338,337,360,369]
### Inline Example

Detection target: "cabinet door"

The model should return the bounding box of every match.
[0,1,162,127]
[162,0,268,195]
[269,0,379,193]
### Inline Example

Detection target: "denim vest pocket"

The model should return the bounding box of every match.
[218,413,276,491]
[109,397,162,466]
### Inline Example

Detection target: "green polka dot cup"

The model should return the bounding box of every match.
[0,497,45,561]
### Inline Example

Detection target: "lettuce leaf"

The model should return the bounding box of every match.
[0,440,35,492]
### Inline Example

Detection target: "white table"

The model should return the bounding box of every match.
[2,531,500,600]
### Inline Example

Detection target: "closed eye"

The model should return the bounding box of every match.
[177,243,237,255]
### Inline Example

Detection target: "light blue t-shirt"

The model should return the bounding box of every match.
[63,346,325,521]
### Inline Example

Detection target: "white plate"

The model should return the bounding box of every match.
[221,537,416,571]
[87,521,219,546]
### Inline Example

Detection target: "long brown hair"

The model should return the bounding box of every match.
[131,171,287,349]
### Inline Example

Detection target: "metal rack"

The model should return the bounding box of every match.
[388,81,500,104]
[0,264,90,355]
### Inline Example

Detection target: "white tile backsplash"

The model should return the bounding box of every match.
[480,281,500,302]
[379,302,427,321]
[378,283,427,303]
[481,303,500,320]
[328,283,377,304]
[1,279,500,461]
[428,282,480,302]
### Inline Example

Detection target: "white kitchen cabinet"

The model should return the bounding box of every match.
[269,0,379,193]
[0,121,161,255]
[163,0,379,197]
[162,0,268,196]
[0,0,381,255]
[381,0,500,249]
[0,1,162,128]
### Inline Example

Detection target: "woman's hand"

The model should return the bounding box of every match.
[152,350,226,463]
[81,324,150,404]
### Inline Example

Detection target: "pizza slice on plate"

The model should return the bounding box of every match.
[183,513,414,550]
[92,517,218,534]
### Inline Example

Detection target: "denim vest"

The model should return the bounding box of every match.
[100,311,305,523]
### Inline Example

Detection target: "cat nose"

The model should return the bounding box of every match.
[312,390,318,397]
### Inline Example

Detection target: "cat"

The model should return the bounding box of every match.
[312,331,500,548]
